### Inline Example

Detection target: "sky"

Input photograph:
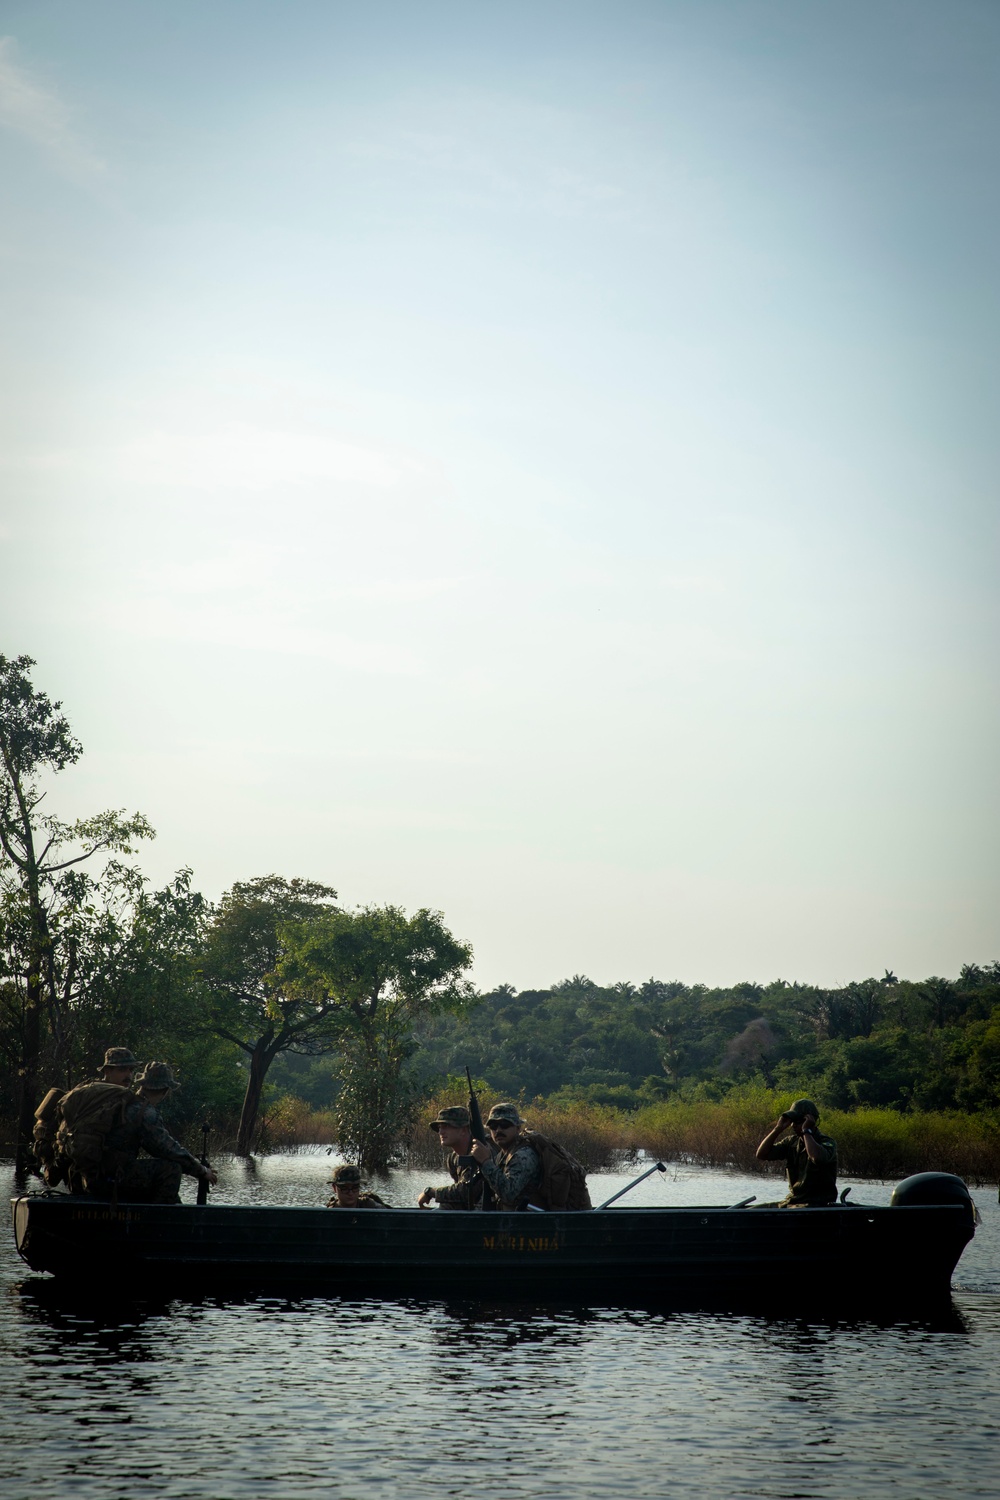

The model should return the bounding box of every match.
[1,0,997,991]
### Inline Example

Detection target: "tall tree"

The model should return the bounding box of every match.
[194,875,340,1154]
[277,905,473,1171]
[0,655,152,1166]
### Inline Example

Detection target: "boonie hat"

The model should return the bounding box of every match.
[138,1061,180,1091]
[486,1102,524,1127]
[330,1164,362,1185]
[101,1048,142,1070]
[787,1098,819,1120]
[429,1105,471,1132]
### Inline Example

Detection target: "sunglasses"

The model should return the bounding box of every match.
[488,1121,516,1132]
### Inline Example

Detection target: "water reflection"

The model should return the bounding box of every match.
[2,1158,997,1500]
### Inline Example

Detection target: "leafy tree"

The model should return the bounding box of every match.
[193,875,340,1154]
[277,905,473,1170]
[0,654,152,1165]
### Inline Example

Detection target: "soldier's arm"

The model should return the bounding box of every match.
[756,1115,794,1161]
[139,1107,210,1179]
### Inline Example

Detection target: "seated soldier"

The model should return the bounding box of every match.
[755,1097,838,1206]
[470,1102,543,1211]
[326,1163,389,1208]
[88,1061,218,1204]
[94,1046,143,1087]
[417,1105,493,1210]
[33,1046,143,1187]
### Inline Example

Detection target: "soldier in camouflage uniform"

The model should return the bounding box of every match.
[470,1102,542,1211]
[87,1061,218,1204]
[755,1097,838,1206]
[95,1046,142,1087]
[326,1163,390,1208]
[417,1105,493,1210]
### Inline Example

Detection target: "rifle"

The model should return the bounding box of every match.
[456,1066,489,1167]
[196,1121,212,1206]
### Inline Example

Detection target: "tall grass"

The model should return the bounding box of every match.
[227,1086,1000,1185]
[401,1086,1000,1184]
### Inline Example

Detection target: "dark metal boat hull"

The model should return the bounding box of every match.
[11,1195,974,1306]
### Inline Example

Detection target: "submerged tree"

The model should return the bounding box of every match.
[0,654,152,1167]
[194,875,340,1155]
[277,905,473,1171]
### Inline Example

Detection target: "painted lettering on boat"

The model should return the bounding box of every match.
[70,1208,133,1222]
[482,1233,561,1253]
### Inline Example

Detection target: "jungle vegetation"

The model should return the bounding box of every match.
[1,654,997,1177]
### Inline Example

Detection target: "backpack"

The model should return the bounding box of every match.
[32,1087,67,1184]
[54,1083,134,1173]
[520,1129,592,1211]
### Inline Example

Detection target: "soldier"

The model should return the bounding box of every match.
[469,1102,543,1211]
[755,1097,838,1206]
[33,1046,142,1185]
[417,1105,493,1210]
[85,1060,219,1205]
[96,1046,142,1087]
[326,1163,389,1208]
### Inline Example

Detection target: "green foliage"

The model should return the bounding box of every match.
[193,875,340,1153]
[411,965,1000,1121]
[277,905,473,1170]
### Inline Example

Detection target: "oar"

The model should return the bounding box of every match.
[597,1161,667,1209]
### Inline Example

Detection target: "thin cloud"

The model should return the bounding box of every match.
[0,36,107,181]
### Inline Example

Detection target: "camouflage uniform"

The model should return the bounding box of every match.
[768,1129,838,1206]
[88,1062,209,1204]
[434,1149,491,1211]
[477,1105,542,1211]
[326,1163,390,1208]
[426,1104,494,1210]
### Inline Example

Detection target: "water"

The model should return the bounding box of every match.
[2,1155,998,1499]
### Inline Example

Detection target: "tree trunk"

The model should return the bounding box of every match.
[15,953,42,1181]
[15,867,47,1180]
[236,1034,276,1156]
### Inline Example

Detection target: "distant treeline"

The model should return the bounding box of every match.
[274,965,1000,1120]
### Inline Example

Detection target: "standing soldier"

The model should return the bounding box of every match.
[326,1164,390,1208]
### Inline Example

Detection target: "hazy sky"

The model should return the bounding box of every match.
[2,1,997,990]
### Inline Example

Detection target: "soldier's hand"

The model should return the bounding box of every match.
[470,1140,491,1164]
[202,1168,219,1186]
[417,1188,435,1208]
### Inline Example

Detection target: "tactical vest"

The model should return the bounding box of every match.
[519,1129,592,1211]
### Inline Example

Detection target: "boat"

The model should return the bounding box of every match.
[11,1171,977,1306]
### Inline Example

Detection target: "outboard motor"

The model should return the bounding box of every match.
[891,1172,977,1228]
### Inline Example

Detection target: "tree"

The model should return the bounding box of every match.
[194,875,340,1155]
[0,655,152,1166]
[277,905,473,1170]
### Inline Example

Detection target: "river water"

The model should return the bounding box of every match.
[2,1154,998,1499]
